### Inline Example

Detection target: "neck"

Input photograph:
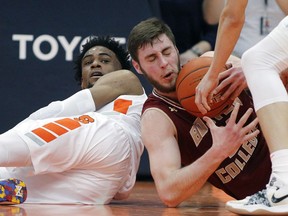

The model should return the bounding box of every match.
[154,88,178,102]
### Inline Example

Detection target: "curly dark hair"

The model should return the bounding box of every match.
[74,35,131,85]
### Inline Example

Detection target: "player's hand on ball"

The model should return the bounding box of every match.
[176,57,233,118]
[214,66,247,101]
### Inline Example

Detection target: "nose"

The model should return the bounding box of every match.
[158,55,168,68]
[91,60,101,68]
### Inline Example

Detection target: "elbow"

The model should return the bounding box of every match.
[113,192,130,200]
[113,188,132,200]
[158,191,181,208]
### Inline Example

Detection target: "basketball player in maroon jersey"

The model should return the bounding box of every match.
[127,17,274,209]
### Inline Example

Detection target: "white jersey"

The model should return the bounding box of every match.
[0,92,147,204]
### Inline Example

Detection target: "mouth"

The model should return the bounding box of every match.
[90,71,103,78]
[163,71,175,79]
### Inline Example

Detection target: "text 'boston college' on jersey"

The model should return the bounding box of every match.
[142,89,271,200]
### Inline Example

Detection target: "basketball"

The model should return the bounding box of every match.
[176,56,232,118]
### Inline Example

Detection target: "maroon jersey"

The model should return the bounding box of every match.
[143,89,271,199]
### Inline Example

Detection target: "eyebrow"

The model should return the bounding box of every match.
[144,46,171,60]
[83,52,113,60]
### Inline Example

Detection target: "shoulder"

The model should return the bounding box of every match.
[142,107,176,133]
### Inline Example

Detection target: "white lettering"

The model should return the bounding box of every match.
[12,34,34,60]
[12,34,126,61]
[33,35,58,61]
[58,36,81,61]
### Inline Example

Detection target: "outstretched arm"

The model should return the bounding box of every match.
[90,69,143,110]
[276,0,288,14]
[180,0,225,65]
[142,103,258,207]
[195,0,248,115]
[203,0,225,25]
[28,70,143,120]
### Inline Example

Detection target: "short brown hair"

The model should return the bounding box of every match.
[127,17,176,62]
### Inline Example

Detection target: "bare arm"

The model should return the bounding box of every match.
[90,69,144,110]
[141,103,258,207]
[28,70,143,119]
[276,0,288,14]
[202,0,225,25]
[208,0,247,77]
[180,0,224,65]
[195,0,248,114]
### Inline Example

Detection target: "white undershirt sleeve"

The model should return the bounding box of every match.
[28,89,96,120]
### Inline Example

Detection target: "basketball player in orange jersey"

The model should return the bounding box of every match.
[127,17,287,210]
[195,0,288,214]
[0,36,147,205]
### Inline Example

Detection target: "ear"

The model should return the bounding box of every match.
[132,59,143,75]
[81,78,85,89]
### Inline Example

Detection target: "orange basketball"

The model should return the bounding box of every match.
[176,56,232,118]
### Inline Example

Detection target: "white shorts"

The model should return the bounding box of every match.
[242,16,288,110]
[0,112,140,204]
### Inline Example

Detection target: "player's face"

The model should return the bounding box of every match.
[81,46,122,89]
[132,34,180,94]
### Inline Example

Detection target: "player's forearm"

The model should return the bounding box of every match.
[203,0,225,25]
[156,149,225,207]
[90,70,144,110]
[209,2,245,78]
[276,0,288,14]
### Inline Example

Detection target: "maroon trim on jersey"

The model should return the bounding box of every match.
[152,90,185,111]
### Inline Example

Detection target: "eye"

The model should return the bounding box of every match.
[163,48,172,56]
[147,56,156,62]
[100,59,110,64]
[84,60,92,66]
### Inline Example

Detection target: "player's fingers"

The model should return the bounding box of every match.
[202,116,215,129]
[218,84,238,101]
[197,103,208,115]
[228,83,246,101]
[220,90,233,101]
[225,63,233,69]
[217,71,228,82]
[227,87,243,101]
[201,96,211,113]
[242,129,260,143]
[213,81,227,95]
[195,89,209,114]
[242,117,259,135]
[228,102,240,123]
[237,107,254,128]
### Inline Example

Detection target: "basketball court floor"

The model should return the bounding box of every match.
[0,181,239,216]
